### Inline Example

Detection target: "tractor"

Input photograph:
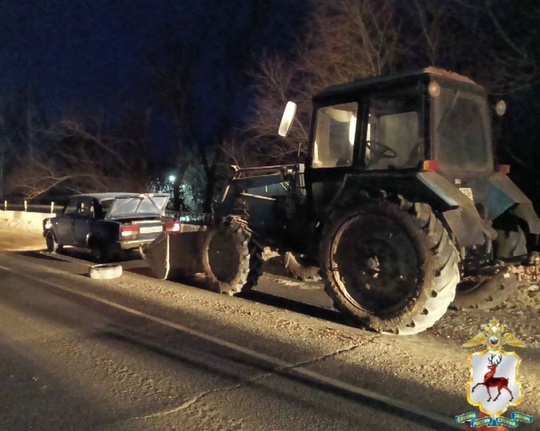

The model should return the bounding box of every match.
[144,67,540,335]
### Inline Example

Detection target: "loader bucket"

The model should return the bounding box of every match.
[142,227,205,280]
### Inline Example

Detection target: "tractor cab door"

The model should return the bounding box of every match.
[305,85,425,218]
[362,90,425,172]
[305,102,359,217]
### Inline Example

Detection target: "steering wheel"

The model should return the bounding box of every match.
[366,141,397,161]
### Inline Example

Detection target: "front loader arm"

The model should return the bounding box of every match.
[215,164,296,218]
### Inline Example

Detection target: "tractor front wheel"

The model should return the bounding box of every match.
[202,217,263,295]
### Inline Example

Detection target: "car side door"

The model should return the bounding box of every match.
[73,197,95,247]
[54,198,78,245]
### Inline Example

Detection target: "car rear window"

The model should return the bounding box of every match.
[64,201,78,215]
[107,196,169,218]
[100,199,114,214]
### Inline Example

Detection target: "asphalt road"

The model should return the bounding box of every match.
[0,243,465,430]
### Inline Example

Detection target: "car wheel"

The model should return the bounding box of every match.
[90,242,111,263]
[495,226,528,260]
[46,232,62,253]
[122,248,140,260]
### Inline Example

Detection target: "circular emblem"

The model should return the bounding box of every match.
[489,336,499,347]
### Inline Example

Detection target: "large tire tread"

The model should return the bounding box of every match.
[452,272,518,310]
[452,222,524,309]
[202,216,263,295]
[321,195,460,335]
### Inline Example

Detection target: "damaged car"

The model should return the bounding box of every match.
[43,193,180,262]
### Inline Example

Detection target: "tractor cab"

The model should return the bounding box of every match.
[280,67,540,245]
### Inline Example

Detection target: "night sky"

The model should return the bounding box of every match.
[1,1,197,115]
[0,1,305,118]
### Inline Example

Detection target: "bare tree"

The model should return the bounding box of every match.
[5,113,149,199]
[148,0,278,211]
[0,88,50,199]
[242,0,399,165]
[0,103,14,200]
[400,0,539,93]
[481,0,539,92]
[403,0,447,66]
[148,35,209,211]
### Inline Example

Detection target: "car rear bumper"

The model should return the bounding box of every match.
[117,238,159,250]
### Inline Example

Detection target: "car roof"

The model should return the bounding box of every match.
[70,193,169,203]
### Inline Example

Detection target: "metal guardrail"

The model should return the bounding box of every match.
[1,201,57,214]
[1,202,217,228]
[164,210,214,225]
[0,202,214,224]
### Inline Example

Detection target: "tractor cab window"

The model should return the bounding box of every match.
[435,87,491,172]
[312,102,357,168]
[364,89,423,170]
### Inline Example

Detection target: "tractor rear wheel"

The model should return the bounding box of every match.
[202,216,263,295]
[452,272,518,310]
[320,199,460,335]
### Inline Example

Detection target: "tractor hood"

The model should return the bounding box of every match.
[106,194,169,220]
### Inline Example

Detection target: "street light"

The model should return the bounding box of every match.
[168,175,176,183]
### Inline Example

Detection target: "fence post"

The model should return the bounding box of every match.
[3,200,6,211]
[51,202,55,214]
[24,200,28,212]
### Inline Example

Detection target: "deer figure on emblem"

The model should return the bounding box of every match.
[472,354,514,402]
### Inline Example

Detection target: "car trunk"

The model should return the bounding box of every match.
[126,219,167,241]
[106,194,169,221]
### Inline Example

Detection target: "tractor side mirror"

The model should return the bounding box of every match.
[278,101,297,137]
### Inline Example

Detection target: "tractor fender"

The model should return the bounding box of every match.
[487,173,540,234]
[417,172,496,248]
[326,171,493,248]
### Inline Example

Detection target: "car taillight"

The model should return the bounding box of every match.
[422,160,439,171]
[496,164,510,174]
[164,221,181,233]
[120,224,140,240]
